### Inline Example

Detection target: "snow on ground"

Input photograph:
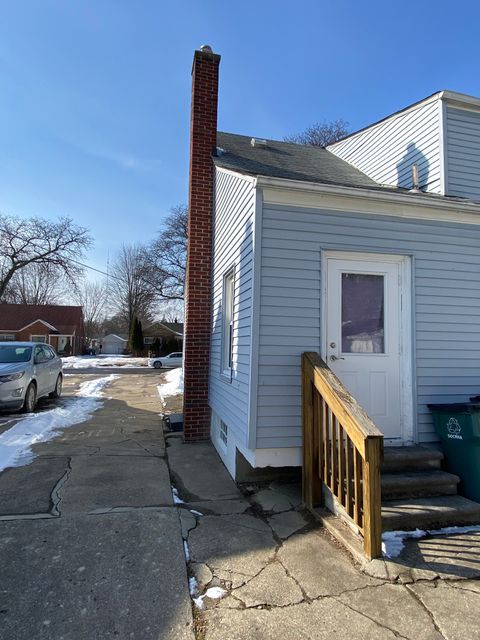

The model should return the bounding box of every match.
[157,368,184,406]
[193,587,228,610]
[171,486,184,504]
[0,374,118,473]
[62,355,148,369]
[382,524,480,558]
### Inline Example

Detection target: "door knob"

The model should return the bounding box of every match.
[330,355,345,361]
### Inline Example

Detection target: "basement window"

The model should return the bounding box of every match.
[221,267,235,377]
[219,420,228,447]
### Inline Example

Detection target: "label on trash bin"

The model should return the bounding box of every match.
[447,417,463,440]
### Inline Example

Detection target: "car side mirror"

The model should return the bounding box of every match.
[34,356,42,365]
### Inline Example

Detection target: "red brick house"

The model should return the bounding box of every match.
[0,304,85,355]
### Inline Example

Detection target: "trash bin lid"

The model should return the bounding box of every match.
[428,402,480,411]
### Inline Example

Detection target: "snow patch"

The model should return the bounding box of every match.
[157,368,183,406]
[382,529,425,558]
[192,596,205,610]
[183,540,190,562]
[193,586,228,609]
[188,576,198,596]
[62,355,147,369]
[190,509,203,517]
[382,524,480,558]
[171,486,184,504]
[0,374,118,473]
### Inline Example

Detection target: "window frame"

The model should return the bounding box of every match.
[221,266,235,379]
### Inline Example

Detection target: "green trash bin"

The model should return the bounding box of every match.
[428,401,480,502]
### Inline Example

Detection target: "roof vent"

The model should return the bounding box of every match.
[200,44,213,53]
[251,138,267,148]
[411,164,420,190]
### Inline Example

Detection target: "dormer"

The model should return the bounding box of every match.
[327,90,480,202]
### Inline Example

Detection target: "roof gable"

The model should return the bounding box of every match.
[0,304,83,333]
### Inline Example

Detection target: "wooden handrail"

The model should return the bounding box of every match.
[302,352,384,560]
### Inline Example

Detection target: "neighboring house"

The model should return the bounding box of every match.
[183,47,480,551]
[143,321,183,353]
[0,304,85,355]
[100,334,127,355]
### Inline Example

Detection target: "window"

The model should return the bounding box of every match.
[144,337,155,345]
[0,334,15,341]
[221,268,234,375]
[44,346,56,360]
[31,335,47,343]
[219,420,228,447]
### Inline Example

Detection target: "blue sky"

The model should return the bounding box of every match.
[0,1,479,274]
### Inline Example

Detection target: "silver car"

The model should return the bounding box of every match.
[0,342,63,413]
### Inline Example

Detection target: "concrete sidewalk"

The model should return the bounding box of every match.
[2,371,480,639]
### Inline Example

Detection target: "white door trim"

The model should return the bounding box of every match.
[321,250,414,445]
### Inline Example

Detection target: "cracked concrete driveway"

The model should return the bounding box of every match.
[0,372,193,640]
[2,371,480,640]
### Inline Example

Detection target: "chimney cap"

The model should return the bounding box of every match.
[200,44,213,53]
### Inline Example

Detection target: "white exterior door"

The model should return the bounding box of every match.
[325,253,406,441]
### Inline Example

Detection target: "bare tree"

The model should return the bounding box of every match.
[157,300,184,323]
[145,205,187,301]
[98,313,129,337]
[3,262,67,305]
[284,119,349,147]
[73,280,108,340]
[109,244,156,330]
[0,214,91,302]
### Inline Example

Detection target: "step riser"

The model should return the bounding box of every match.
[382,459,441,473]
[382,446,443,474]
[382,483,458,500]
[383,511,480,532]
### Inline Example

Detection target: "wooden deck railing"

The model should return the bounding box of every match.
[302,352,384,559]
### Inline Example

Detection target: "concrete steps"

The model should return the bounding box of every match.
[381,446,480,531]
[381,470,460,500]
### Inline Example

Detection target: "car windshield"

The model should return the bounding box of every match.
[0,345,32,363]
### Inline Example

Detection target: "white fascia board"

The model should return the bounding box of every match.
[256,176,480,225]
[18,318,58,332]
[215,166,257,184]
[441,90,480,113]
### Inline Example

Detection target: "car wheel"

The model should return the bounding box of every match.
[153,361,162,369]
[22,383,37,413]
[49,374,63,399]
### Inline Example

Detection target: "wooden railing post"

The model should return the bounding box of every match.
[301,352,384,561]
[302,355,322,509]
[362,437,383,560]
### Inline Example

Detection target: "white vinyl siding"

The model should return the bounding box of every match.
[446,106,480,201]
[210,168,256,445]
[329,98,442,194]
[256,202,480,450]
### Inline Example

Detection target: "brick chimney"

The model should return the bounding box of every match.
[183,45,221,441]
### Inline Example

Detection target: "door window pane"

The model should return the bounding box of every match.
[342,273,384,353]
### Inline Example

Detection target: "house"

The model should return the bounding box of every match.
[100,334,127,355]
[143,321,183,353]
[0,303,85,355]
[183,46,480,556]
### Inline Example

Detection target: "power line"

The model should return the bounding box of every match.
[68,257,121,281]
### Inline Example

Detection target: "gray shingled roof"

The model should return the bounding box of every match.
[214,132,379,189]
